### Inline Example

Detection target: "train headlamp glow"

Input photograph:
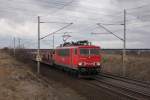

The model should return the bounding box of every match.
[78,62,82,66]
[96,62,101,66]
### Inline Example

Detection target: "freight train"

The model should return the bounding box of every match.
[33,40,102,77]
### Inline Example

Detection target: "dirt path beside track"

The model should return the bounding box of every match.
[0,51,86,100]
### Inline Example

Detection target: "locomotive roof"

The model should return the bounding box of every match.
[56,45,100,49]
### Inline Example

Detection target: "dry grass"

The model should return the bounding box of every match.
[0,51,86,100]
[102,53,150,82]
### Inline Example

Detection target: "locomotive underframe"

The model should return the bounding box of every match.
[78,66,101,75]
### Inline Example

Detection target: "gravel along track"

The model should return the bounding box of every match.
[94,74,150,100]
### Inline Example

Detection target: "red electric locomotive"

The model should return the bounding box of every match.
[52,40,102,77]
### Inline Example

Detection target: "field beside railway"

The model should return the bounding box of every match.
[1,49,150,100]
[102,53,150,82]
[0,51,86,100]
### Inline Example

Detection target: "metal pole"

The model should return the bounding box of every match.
[53,34,54,50]
[13,37,16,56]
[37,16,40,74]
[123,9,126,76]
[18,38,21,48]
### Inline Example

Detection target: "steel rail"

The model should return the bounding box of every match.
[98,73,150,88]
[88,81,138,100]
[94,77,150,100]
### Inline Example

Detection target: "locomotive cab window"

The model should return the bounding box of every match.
[80,48,100,55]
[80,48,89,56]
[90,48,100,55]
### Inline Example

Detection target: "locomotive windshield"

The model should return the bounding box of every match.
[80,48,100,55]
[90,48,99,55]
[80,49,89,55]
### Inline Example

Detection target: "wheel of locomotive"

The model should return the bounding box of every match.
[74,70,81,78]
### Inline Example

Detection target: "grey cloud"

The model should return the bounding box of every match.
[0,0,150,49]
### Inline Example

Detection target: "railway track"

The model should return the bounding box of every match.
[32,61,150,100]
[89,80,139,100]
[8,49,150,100]
[91,73,150,100]
[99,73,150,88]
[38,65,150,99]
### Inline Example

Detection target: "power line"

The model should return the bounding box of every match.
[0,2,123,23]
[7,0,122,20]
[98,23,124,26]
[36,1,73,6]
[42,8,123,20]
[40,23,73,40]
[124,14,150,25]
[39,21,73,24]
[41,0,123,20]
[41,0,75,18]
[2,0,150,23]
[96,23,124,41]
[126,3,150,11]
[3,0,70,8]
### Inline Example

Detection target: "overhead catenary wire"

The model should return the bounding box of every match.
[41,0,75,18]
[40,0,124,20]
[98,23,124,26]
[96,23,124,41]
[0,1,124,24]
[0,0,76,22]
[39,21,73,24]
[122,3,150,25]
[42,8,123,20]
[5,0,124,19]
[1,0,150,24]
[126,3,150,12]
[40,23,73,40]
[3,0,73,8]
[8,0,122,16]
[0,9,122,24]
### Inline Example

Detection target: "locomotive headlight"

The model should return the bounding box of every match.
[78,62,83,66]
[96,62,101,66]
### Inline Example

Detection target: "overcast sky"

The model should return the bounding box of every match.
[0,0,150,49]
